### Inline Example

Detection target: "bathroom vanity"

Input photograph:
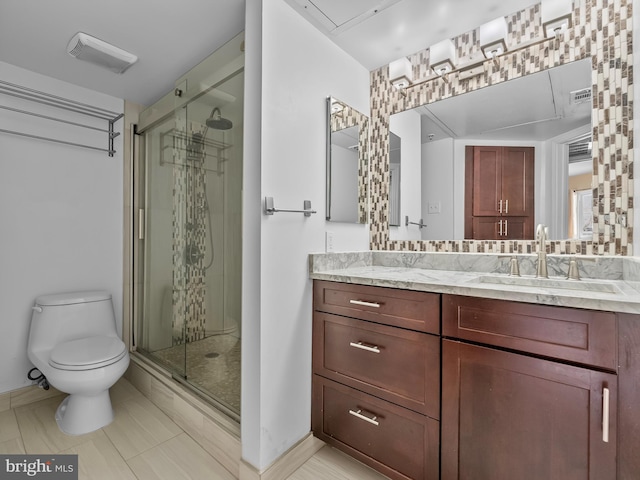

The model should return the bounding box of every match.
[310,253,640,480]
[312,281,441,479]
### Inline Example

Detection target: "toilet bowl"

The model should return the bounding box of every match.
[27,291,129,435]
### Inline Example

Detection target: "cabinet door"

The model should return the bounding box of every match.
[313,376,440,480]
[472,146,501,216]
[501,216,530,239]
[442,340,617,480]
[501,146,534,217]
[313,280,440,334]
[313,312,440,417]
[471,216,499,239]
[471,216,530,239]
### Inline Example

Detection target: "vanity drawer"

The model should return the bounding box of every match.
[442,294,617,370]
[312,376,440,480]
[313,280,440,334]
[313,312,440,417]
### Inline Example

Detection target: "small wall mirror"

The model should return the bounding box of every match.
[388,58,592,242]
[326,96,369,224]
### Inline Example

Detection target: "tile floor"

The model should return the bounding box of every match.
[0,378,388,480]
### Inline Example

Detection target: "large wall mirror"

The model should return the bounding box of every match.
[326,96,369,224]
[368,0,633,256]
[388,59,592,242]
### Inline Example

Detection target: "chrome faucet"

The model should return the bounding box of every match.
[536,224,549,278]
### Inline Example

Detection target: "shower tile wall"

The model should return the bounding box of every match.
[331,106,370,224]
[171,123,207,345]
[370,0,633,255]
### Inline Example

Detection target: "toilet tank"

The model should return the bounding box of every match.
[28,291,118,352]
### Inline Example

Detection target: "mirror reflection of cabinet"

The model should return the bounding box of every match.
[465,146,534,240]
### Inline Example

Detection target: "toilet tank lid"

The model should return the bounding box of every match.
[35,291,111,306]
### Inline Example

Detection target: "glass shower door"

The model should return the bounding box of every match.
[136,32,243,420]
[137,92,188,379]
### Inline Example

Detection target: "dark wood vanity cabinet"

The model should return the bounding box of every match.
[441,294,618,480]
[312,280,441,480]
[311,282,640,479]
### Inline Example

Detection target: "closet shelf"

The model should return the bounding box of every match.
[0,80,123,156]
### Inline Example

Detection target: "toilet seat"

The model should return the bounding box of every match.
[49,336,126,371]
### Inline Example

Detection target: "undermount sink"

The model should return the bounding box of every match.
[471,275,622,294]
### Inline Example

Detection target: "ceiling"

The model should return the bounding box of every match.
[0,0,245,106]
[1,0,538,107]
[284,0,537,70]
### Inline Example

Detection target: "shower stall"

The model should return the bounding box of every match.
[134,33,243,420]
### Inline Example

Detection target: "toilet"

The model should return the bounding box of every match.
[27,291,129,436]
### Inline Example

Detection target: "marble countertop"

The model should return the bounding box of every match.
[309,252,640,314]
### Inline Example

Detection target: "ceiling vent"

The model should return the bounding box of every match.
[569,87,592,105]
[67,32,138,74]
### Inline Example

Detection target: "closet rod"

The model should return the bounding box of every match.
[0,80,120,120]
[0,105,120,136]
[0,128,115,155]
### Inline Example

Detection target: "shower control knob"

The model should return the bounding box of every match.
[32,306,43,313]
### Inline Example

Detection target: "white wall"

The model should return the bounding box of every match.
[421,138,455,239]
[0,61,124,393]
[389,109,422,241]
[242,0,370,470]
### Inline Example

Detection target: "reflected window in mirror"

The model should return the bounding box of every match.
[387,58,592,242]
[389,132,401,226]
[567,135,593,240]
[326,97,369,224]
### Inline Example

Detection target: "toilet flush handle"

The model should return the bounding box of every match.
[32,306,43,313]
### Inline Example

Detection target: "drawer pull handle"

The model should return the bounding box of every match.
[349,299,381,308]
[602,387,610,443]
[349,409,379,426]
[349,341,381,354]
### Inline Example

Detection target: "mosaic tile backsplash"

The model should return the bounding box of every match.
[369,0,633,255]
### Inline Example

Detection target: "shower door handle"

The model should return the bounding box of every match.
[138,209,145,240]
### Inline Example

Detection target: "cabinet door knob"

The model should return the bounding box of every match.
[349,341,381,354]
[349,299,381,308]
[349,408,380,426]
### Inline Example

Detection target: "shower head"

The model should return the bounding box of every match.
[206,107,233,130]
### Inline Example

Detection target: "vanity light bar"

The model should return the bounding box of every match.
[390,6,574,89]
